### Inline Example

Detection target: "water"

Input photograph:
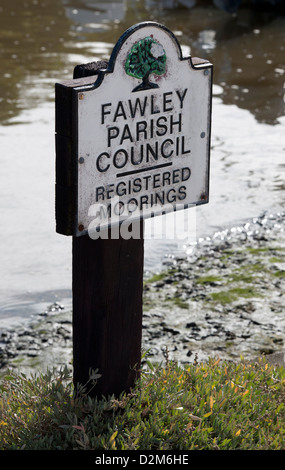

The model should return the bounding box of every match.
[0,0,284,328]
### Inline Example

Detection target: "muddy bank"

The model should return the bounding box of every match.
[0,304,73,375]
[143,210,285,365]
[0,210,284,376]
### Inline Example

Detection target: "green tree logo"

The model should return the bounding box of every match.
[125,37,166,92]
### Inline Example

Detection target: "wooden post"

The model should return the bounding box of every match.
[72,63,144,398]
[72,227,144,398]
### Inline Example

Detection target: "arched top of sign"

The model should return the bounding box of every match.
[109,21,184,69]
[107,22,188,89]
[74,22,196,93]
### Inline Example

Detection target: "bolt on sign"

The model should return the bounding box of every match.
[55,22,213,237]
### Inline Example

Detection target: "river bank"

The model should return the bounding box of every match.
[143,210,285,366]
[0,210,284,376]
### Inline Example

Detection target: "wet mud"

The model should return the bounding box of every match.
[143,210,285,366]
[1,210,284,376]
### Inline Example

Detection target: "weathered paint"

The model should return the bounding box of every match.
[55,22,213,236]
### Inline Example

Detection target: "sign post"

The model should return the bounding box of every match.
[55,22,212,397]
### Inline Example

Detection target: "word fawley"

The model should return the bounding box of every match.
[101,88,188,124]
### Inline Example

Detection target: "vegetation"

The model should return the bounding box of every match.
[1,355,285,450]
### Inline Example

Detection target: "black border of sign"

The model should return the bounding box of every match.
[55,21,213,237]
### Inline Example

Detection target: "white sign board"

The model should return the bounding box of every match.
[55,22,212,237]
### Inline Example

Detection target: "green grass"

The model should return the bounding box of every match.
[1,356,285,450]
[269,257,284,263]
[274,271,285,278]
[209,286,261,305]
[246,247,285,255]
[171,297,189,309]
[146,272,168,283]
[227,273,255,283]
[196,275,223,285]
[146,269,178,284]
